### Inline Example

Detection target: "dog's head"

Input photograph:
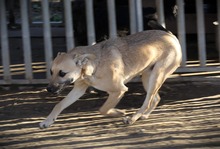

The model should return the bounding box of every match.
[47,52,96,94]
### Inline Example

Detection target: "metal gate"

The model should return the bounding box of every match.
[0,0,220,84]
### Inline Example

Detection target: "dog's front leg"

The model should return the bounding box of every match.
[39,81,88,128]
[99,90,127,117]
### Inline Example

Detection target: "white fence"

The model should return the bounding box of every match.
[0,0,220,84]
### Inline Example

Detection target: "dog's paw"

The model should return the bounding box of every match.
[140,114,149,120]
[108,108,126,117]
[122,116,134,125]
[39,118,55,129]
[100,108,125,117]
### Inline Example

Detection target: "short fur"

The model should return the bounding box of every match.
[40,30,182,128]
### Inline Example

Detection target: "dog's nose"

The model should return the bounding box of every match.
[46,86,53,93]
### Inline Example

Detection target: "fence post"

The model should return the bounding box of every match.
[156,0,166,28]
[64,0,75,51]
[0,0,11,83]
[20,0,33,81]
[217,0,220,62]
[129,0,137,34]
[107,0,117,38]
[177,0,187,67]
[136,0,143,32]
[196,0,206,66]
[41,0,53,79]
[85,0,96,45]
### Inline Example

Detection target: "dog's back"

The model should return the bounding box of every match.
[97,30,181,81]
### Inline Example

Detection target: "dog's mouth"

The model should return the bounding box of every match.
[47,78,74,94]
[46,84,64,95]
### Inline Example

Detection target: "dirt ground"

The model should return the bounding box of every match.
[0,80,220,149]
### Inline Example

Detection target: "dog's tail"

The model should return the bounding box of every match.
[145,15,170,33]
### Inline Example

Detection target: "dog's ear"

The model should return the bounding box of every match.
[74,54,96,77]
[57,52,66,56]
[74,54,96,67]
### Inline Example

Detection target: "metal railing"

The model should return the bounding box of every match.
[0,0,220,84]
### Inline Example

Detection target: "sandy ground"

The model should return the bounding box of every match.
[0,81,220,149]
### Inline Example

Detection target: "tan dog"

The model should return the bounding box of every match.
[39,30,182,128]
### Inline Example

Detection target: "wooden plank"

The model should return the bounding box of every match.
[85,0,96,45]
[217,0,220,62]
[177,0,187,67]
[0,79,48,85]
[107,0,117,38]
[136,0,143,32]
[156,0,166,28]
[176,66,220,73]
[41,0,53,79]
[196,0,206,66]
[129,0,137,34]
[64,0,75,51]
[20,0,33,81]
[0,0,11,83]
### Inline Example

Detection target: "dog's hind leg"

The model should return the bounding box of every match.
[123,62,177,124]
[99,85,127,117]
[140,70,161,119]
[140,93,161,119]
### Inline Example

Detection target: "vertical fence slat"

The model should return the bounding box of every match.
[41,0,53,79]
[129,0,137,34]
[85,0,96,45]
[64,0,74,51]
[136,0,143,32]
[217,0,220,62]
[196,0,206,66]
[0,0,11,83]
[156,0,166,28]
[177,0,187,67]
[20,0,33,81]
[107,0,117,38]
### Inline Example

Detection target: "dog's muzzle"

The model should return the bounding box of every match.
[46,84,61,94]
[47,78,74,94]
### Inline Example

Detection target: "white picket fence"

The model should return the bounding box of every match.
[0,0,220,84]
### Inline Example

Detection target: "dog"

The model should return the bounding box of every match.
[39,30,182,128]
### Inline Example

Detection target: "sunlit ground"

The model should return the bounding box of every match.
[0,81,220,148]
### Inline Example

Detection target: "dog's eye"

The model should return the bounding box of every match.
[50,69,53,75]
[59,70,67,77]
